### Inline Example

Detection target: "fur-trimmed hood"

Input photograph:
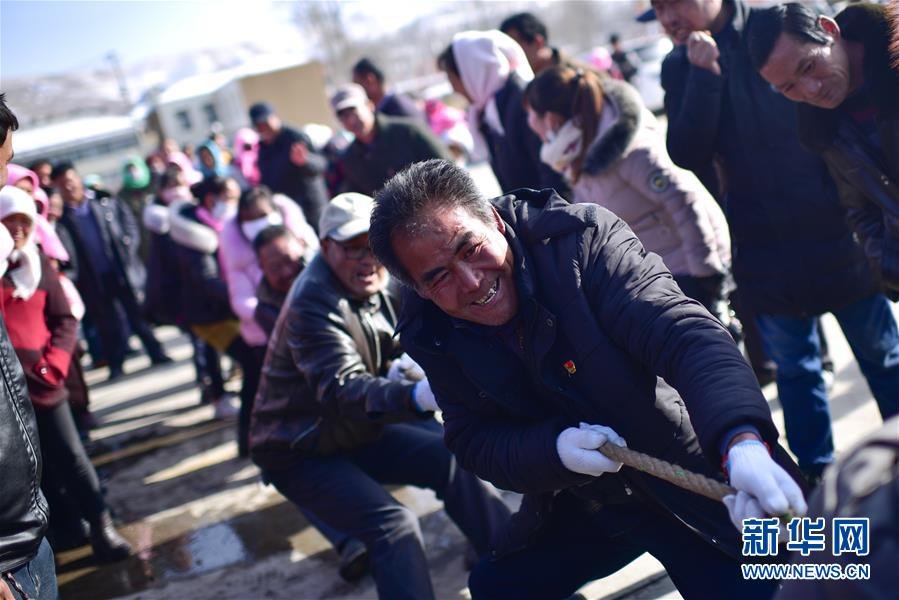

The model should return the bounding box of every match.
[168,200,219,254]
[581,79,644,176]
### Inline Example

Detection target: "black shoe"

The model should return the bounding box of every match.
[107,366,124,381]
[90,512,132,562]
[337,539,369,583]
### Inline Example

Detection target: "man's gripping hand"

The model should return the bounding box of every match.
[722,440,807,530]
[556,423,627,476]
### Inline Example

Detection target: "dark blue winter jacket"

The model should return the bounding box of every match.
[661,0,878,315]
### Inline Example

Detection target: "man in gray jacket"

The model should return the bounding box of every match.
[249,192,510,600]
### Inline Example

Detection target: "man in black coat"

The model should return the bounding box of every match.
[250,102,329,233]
[0,92,58,600]
[54,162,171,380]
[748,2,899,294]
[249,193,510,599]
[370,159,807,599]
[656,0,899,483]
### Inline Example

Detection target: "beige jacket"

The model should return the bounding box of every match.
[570,80,730,278]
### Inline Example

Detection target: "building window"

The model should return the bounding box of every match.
[203,103,219,125]
[176,110,192,130]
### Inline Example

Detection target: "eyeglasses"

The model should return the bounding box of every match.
[335,241,375,261]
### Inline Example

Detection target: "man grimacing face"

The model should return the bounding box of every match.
[759,23,853,109]
[392,206,519,327]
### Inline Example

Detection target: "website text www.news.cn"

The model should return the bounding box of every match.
[740,517,871,581]
[741,562,871,581]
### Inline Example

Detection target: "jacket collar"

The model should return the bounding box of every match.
[581,79,642,176]
[727,0,749,36]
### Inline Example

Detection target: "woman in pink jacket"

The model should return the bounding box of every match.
[524,66,732,321]
[219,185,318,350]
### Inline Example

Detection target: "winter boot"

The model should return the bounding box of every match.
[90,511,132,562]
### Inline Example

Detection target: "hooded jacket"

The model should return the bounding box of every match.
[570,79,730,278]
[1,251,77,411]
[398,188,801,558]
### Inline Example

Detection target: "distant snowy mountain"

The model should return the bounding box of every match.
[6,42,277,126]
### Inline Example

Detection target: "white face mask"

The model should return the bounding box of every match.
[212,200,237,222]
[241,211,283,242]
[539,120,584,174]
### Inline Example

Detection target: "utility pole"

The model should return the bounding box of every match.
[106,51,132,110]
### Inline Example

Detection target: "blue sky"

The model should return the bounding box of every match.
[1,1,312,79]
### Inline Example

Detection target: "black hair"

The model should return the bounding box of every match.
[437,44,459,77]
[746,3,831,70]
[238,185,274,213]
[158,165,185,190]
[352,58,385,84]
[0,94,18,147]
[50,161,77,180]
[27,159,51,172]
[499,12,548,44]
[609,33,621,45]
[370,159,493,286]
[252,224,292,254]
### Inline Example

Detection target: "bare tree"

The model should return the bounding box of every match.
[292,1,354,84]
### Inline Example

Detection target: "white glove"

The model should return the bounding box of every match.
[387,353,426,383]
[556,423,626,476]
[412,379,439,412]
[723,440,807,530]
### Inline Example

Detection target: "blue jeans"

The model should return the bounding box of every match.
[3,538,58,600]
[757,294,899,474]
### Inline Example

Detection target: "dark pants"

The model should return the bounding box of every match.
[93,273,166,372]
[36,402,106,530]
[3,539,58,600]
[189,332,224,401]
[233,344,265,456]
[469,492,776,600]
[264,421,511,600]
[729,287,776,376]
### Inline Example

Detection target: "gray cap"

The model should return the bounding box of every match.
[319,193,374,241]
[330,83,368,113]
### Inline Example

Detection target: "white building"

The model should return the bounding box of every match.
[12,115,148,188]
[151,56,334,148]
